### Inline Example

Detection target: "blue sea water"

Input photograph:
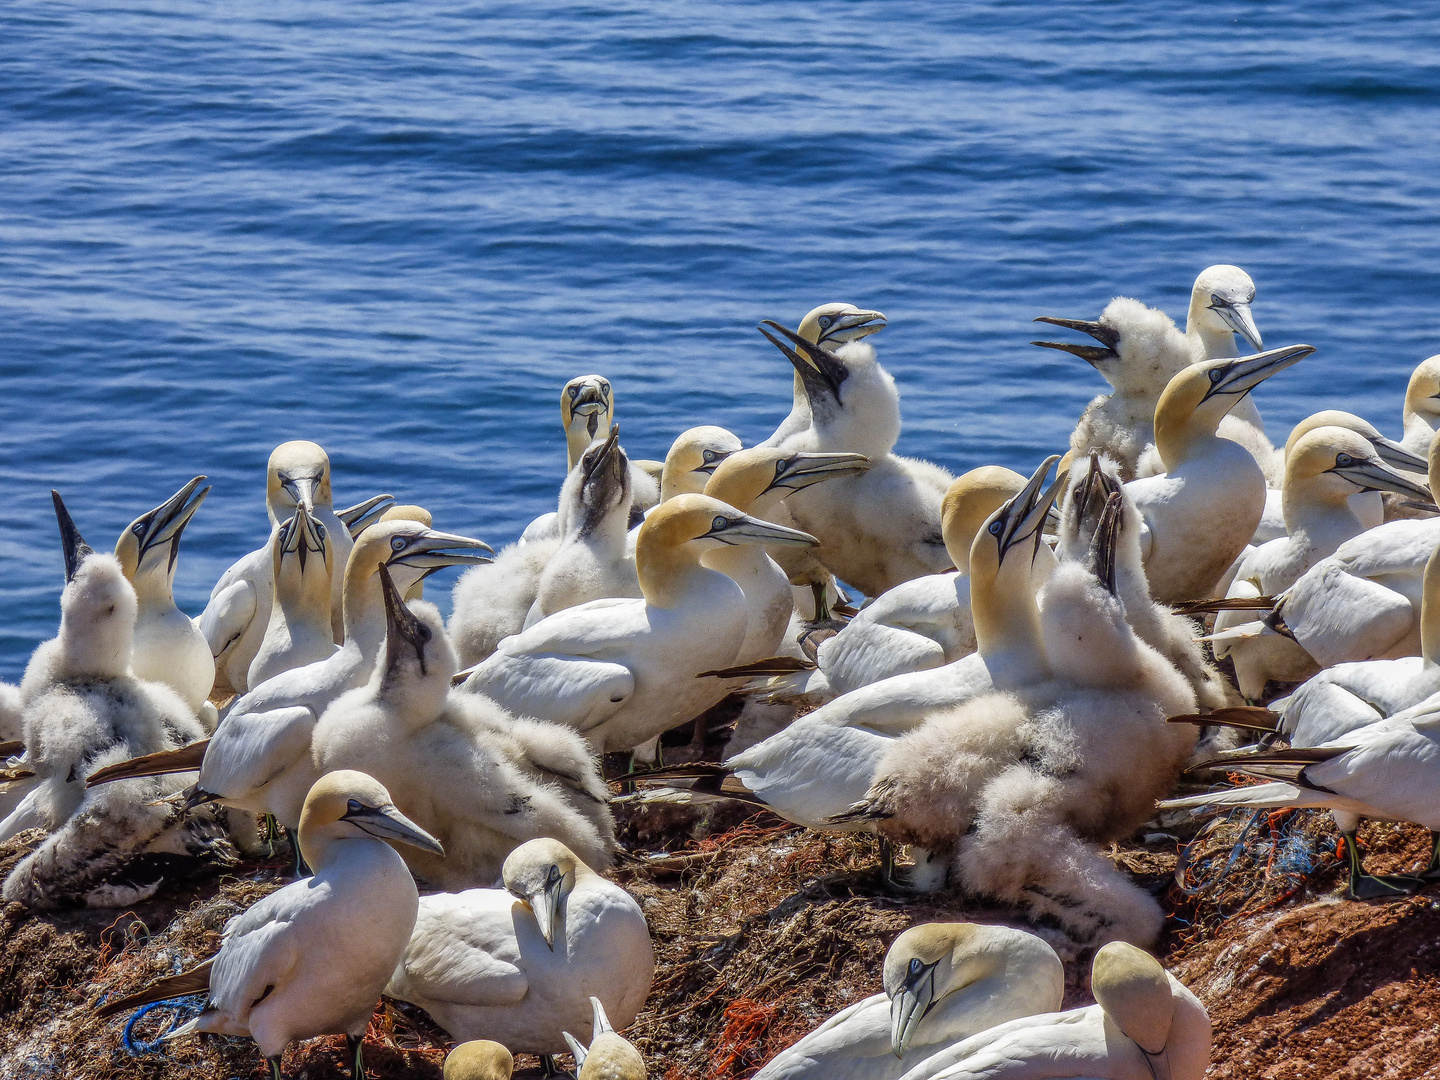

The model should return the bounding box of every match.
[2,1,1439,678]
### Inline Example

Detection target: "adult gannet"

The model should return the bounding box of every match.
[1401,355,1440,456]
[751,923,1063,1080]
[562,375,660,514]
[564,998,648,1080]
[658,425,743,501]
[1213,426,1433,700]
[115,476,216,722]
[312,567,614,887]
[758,303,888,450]
[200,441,382,695]
[95,771,443,1080]
[386,838,654,1061]
[1,493,209,907]
[1124,344,1313,603]
[246,504,337,689]
[375,504,435,598]
[87,521,492,833]
[456,495,816,756]
[900,942,1211,1080]
[445,1042,514,1080]
[759,322,954,596]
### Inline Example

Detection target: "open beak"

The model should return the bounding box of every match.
[583,425,623,486]
[336,494,396,537]
[1212,296,1263,351]
[1092,492,1123,595]
[759,320,849,402]
[52,490,95,583]
[388,529,495,577]
[1200,343,1314,403]
[763,452,870,496]
[704,513,819,549]
[127,476,211,571]
[1330,455,1436,504]
[989,454,1063,564]
[380,563,432,675]
[1031,316,1121,366]
[817,309,887,345]
[1369,436,1429,474]
[343,800,445,855]
[890,958,940,1058]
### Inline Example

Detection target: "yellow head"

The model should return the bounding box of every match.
[941,466,1026,571]
[503,837,585,949]
[705,447,869,515]
[1283,426,1432,507]
[297,769,445,870]
[1091,941,1174,1056]
[266,441,333,523]
[444,1041,514,1080]
[561,375,615,469]
[1405,355,1440,426]
[659,427,742,501]
[1152,346,1312,465]
[796,303,887,347]
[114,476,210,594]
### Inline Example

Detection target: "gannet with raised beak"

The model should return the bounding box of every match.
[565,998,648,1080]
[114,475,217,725]
[386,838,653,1062]
[246,503,337,688]
[457,495,817,757]
[95,771,443,1080]
[751,923,1063,1080]
[312,567,614,887]
[900,942,1211,1080]
[1124,344,1313,603]
[1401,355,1440,456]
[759,303,888,450]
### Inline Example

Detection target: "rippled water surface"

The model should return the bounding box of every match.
[2,1,1439,676]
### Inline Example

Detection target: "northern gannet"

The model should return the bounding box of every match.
[1124,344,1313,603]
[900,942,1210,1080]
[445,1042,514,1080]
[456,494,816,756]
[751,923,1063,1080]
[759,303,888,450]
[759,322,954,597]
[562,374,660,514]
[386,838,654,1059]
[659,425,744,501]
[115,476,216,722]
[1213,426,1433,699]
[1401,355,1440,456]
[376,504,436,599]
[246,503,337,689]
[311,567,614,887]
[564,997,648,1080]
[95,771,443,1080]
[2,493,210,907]
[1184,264,1270,433]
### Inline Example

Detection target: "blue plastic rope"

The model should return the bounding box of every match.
[120,994,207,1056]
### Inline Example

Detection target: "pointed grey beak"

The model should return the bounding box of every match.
[763,452,871,496]
[890,957,940,1057]
[1200,344,1314,403]
[336,494,396,537]
[283,473,320,512]
[1092,491,1123,596]
[388,529,495,573]
[988,454,1062,562]
[1329,455,1435,503]
[380,562,432,676]
[279,502,328,574]
[343,800,445,854]
[583,424,624,486]
[704,513,819,548]
[1031,316,1121,366]
[129,476,211,564]
[52,490,95,583]
[817,309,887,345]
[759,320,848,402]
[527,863,567,949]
[1212,296,1263,351]
[1369,436,1429,474]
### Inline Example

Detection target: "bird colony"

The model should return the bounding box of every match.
[10,264,1440,1078]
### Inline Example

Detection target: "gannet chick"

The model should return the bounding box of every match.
[752,923,1063,1080]
[565,998,648,1080]
[903,942,1211,1080]
[759,303,888,450]
[450,536,562,668]
[312,567,614,886]
[562,375,659,514]
[386,838,654,1056]
[1213,426,1433,699]
[200,441,368,695]
[457,495,816,756]
[445,1042,514,1080]
[1124,344,1313,602]
[759,323,954,596]
[246,504,336,689]
[2,493,209,908]
[115,476,216,721]
[1401,355,1440,456]
[95,771,442,1080]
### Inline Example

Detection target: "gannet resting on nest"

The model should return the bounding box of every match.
[455,495,816,757]
[312,567,614,887]
[246,503,337,689]
[1401,355,1440,457]
[565,997,648,1080]
[1163,704,1440,898]
[751,923,1063,1080]
[445,1041,514,1080]
[1,493,213,909]
[758,321,954,597]
[1123,344,1313,604]
[115,476,217,727]
[95,771,443,1080]
[200,441,391,696]
[86,521,492,833]
[386,838,653,1061]
[835,489,1196,948]
[900,942,1210,1080]
[1211,426,1433,700]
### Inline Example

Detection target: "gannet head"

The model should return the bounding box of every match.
[298,769,445,869]
[1404,355,1440,427]
[797,303,887,347]
[266,440,333,524]
[1189,264,1262,353]
[968,455,1064,586]
[444,1041,514,1080]
[1153,344,1313,451]
[705,446,870,515]
[941,466,1026,572]
[1285,427,1434,507]
[377,563,456,712]
[1092,942,1176,1079]
[659,427,743,501]
[640,493,818,555]
[271,502,332,598]
[347,520,494,602]
[373,505,435,599]
[561,375,615,470]
[1033,298,1189,396]
[114,476,210,595]
[572,424,632,530]
[503,836,583,950]
[564,996,647,1080]
[1284,410,1428,474]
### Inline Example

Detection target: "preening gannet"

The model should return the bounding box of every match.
[1124,344,1313,603]
[457,495,817,756]
[246,504,337,689]
[2,493,210,908]
[95,771,443,1080]
[564,998,647,1080]
[902,942,1211,1080]
[759,303,888,450]
[1213,426,1433,700]
[752,923,1063,1080]
[759,322,954,597]
[115,476,216,720]
[386,838,654,1056]
[312,567,614,887]
[445,1041,515,1080]
[1401,355,1440,456]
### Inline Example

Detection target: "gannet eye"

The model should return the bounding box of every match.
[909,958,923,976]
[569,386,580,398]
[775,458,789,474]
[1209,294,1232,309]
[712,516,729,532]
[1335,453,1355,467]
[132,523,146,536]
[391,536,407,552]
[347,799,362,814]
[819,315,834,329]
[988,519,1004,536]
[314,523,326,540]
[1210,368,1225,383]
[702,449,721,464]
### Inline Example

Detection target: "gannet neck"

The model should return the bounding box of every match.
[561,375,615,470]
[635,496,733,608]
[1185,264,1259,359]
[296,769,444,876]
[659,427,742,502]
[941,466,1026,572]
[968,527,1048,686]
[57,554,138,680]
[113,475,210,615]
[1280,429,1378,541]
[266,440,334,526]
[1421,536,1440,666]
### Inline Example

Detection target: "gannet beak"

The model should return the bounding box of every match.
[582,425,623,486]
[1031,316,1121,366]
[1370,437,1429,474]
[818,309,887,345]
[343,799,445,854]
[527,863,567,949]
[1093,491,1123,595]
[889,957,940,1058]
[380,563,431,675]
[283,473,321,512]
[1211,295,1263,351]
[763,452,871,496]
[388,529,495,575]
[563,1032,589,1068]
[128,476,211,565]
[1329,455,1436,503]
[280,503,329,574]
[1200,344,1314,402]
[759,321,848,401]
[590,995,614,1036]
[991,454,1062,561]
[336,494,396,537]
[704,513,819,548]
[52,490,95,583]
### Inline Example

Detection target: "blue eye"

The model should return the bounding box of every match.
[1335,453,1354,467]
[391,536,406,552]
[712,516,729,531]
[989,520,1003,535]
[909,958,923,975]
[347,799,362,814]
[1210,369,1224,383]
[315,523,326,540]
[819,316,833,328]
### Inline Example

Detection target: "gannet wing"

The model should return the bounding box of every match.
[209,907,302,1026]
[818,621,947,694]
[389,894,528,1007]
[1328,519,1436,580]
[199,578,257,657]
[1280,562,1414,667]
[463,654,633,733]
[728,720,891,830]
[201,705,317,798]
